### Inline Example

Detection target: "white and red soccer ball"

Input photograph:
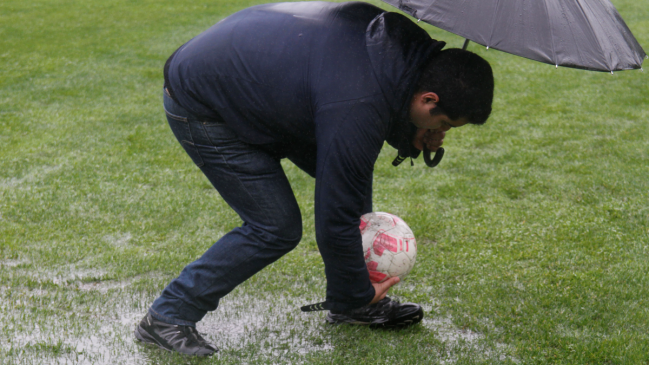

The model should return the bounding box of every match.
[359,212,417,283]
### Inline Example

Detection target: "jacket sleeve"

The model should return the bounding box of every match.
[314,97,389,312]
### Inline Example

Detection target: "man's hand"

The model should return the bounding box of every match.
[370,277,400,304]
[412,128,446,151]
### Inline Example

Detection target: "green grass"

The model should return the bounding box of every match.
[1,0,648,363]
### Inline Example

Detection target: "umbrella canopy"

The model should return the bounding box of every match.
[379,0,646,72]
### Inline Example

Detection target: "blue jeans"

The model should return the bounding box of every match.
[150,90,304,326]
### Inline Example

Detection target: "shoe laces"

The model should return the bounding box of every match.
[346,297,399,317]
[171,325,210,347]
[371,297,399,315]
[188,326,211,345]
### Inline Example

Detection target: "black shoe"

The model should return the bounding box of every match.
[134,313,218,356]
[326,297,424,328]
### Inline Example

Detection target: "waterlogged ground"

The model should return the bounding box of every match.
[0,259,516,364]
[2,0,649,363]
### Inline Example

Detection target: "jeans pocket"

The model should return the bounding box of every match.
[164,107,188,122]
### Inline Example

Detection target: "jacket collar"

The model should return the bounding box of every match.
[365,12,445,160]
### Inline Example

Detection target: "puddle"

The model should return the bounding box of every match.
[50,268,109,286]
[0,290,333,364]
[74,272,166,294]
[3,318,149,364]
[76,279,133,293]
[0,270,515,364]
[422,313,517,364]
[16,264,110,286]
[9,258,164,294]
[424,316,484,343]
[201,294,333,356]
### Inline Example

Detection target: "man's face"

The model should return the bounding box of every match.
[409,91,469,151]
[409,91,469,131]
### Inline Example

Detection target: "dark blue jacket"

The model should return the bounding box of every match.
[165,1,444,312]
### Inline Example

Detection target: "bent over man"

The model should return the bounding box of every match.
[135,1,494,356]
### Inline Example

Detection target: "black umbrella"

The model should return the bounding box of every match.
[380,0,646,72]
[383,0,646,168]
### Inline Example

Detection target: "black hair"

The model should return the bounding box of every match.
[416,48,494,125]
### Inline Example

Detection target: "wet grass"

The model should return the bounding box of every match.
[1,0,648,363]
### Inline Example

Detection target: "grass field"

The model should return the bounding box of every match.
[1,0,648,363]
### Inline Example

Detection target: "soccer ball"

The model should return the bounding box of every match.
[359,212,417,283]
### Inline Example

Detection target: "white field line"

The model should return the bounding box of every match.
[0,164,63,189]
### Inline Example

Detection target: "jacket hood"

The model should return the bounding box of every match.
[365,12,445,159]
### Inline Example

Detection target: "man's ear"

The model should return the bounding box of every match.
[420,92,439,104]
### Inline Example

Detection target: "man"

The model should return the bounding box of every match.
[134,1,494,356]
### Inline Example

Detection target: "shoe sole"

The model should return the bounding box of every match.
[326,307,424,328]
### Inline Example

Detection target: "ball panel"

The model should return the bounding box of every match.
[373,251,392,272]
[403,237,417,262]
[374,212,397,227]
[387,252,411,278]
[369,271,387,283]
[366,261,388,283]
[373,231,399,255]
[363,247,372,260]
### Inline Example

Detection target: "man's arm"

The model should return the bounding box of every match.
[313,98,390,312]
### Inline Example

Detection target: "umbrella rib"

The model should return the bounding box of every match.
[576,0,613,70]
[422,0,445,31]
[421,0,475,43]
[454,0,473,41]
[486,0,501,49]
[542,0,558,66]
[422,0,440,18]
